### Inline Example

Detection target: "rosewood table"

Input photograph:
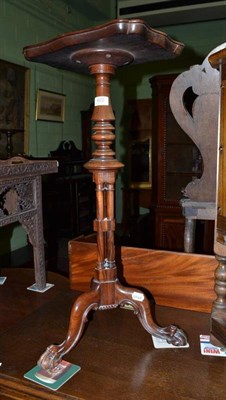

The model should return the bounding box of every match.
[23,19,187,372]
[0,156,57,291]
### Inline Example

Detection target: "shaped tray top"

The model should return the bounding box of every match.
[23,19,184,73]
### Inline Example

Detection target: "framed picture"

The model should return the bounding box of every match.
[0,59,30,158]
[36,89,65,122]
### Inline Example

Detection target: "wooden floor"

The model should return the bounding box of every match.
[0,267,226,399]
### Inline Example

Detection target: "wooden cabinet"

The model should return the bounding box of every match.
[121,99,153,248]
[42,169,95,268]
[150,74,201,251]
[42,141,95,242]
[127,99,152,189]
[81,104,93,161]
[122,187,153,248]
[54,173,95,238]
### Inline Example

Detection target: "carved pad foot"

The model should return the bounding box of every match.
[156,325,187,346]
[38,289,99,372]
[117,283,188,347]
[38,344,65,372]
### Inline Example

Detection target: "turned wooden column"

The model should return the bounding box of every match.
[84,63,122,307]
[213,256,226,310]
[85,64,121,270]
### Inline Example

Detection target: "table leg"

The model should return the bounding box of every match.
[20,177,53,292]
[184,218,196,253]
[38,270,187,372]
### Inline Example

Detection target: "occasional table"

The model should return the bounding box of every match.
[23,19,187,372]
[0,156,58,291]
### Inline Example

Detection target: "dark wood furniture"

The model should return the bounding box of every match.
[150,74,202,251]
[47,141,95,238]
[169,51,219,253]
[0,267,225,400]
[43,172,94,239]
[23,19,187,372]
[69,239,217,313]
[208,47,226,347]
[57,174,94,237]
[122,187,153,248]
[0,156,57,291]
[121,99,153,248]
[0,129,24,159]
[81,104,93,161]
[127,99,152,189]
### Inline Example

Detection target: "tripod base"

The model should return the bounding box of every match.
[38,268,187,372]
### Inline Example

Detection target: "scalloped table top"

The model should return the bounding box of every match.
[23,19,184,74]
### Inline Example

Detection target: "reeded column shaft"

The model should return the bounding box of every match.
[84,64,123,272]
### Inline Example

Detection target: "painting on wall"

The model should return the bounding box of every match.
[0,59,29,159]
[36,89,65,122]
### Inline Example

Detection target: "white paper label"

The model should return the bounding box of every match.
[152,335,189,349]
[94,96,109,106]
[200,334,226,356]
[132,292,144,302]
[0,277,7,285]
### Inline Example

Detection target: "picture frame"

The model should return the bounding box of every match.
[0,59,30,158]
[36,89,65,122]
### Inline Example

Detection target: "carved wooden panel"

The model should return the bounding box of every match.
[169,48,220,201]
[0,157,58,290]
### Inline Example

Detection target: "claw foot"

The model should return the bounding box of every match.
[165,325,188,346]
[38,344,64,372]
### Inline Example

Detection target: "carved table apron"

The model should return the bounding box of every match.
[0,157,58,291]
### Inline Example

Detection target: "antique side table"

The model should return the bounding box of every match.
[24,19,187,372]
[0,157,57,291]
